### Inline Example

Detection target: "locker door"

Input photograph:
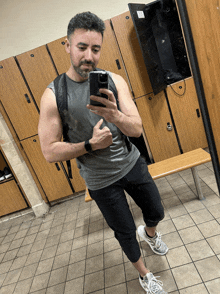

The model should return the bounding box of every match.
[135,92,181,162]
[98,20,130,86]
[16,46,57,108]
[111,11,152,98]
[47,36,70,75]
[21,135,73,202]
[166,78,207,152]
[184,0,220,161]
[0,181,28,217]
[63,160,86,193]
[0,57,39,140]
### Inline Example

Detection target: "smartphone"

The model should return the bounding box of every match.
[89,71,109,107]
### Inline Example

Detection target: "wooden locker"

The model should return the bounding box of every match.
[21,135,73,202]
[184,0,220,161]
[166,77,207,152]
[63,160,86,193]
[135,92,181,162]
[16,46,57,109]
[0,180,28,217]
[111,11,152,98]
[47,36,69,75]
[0,57,39,140]
[98,20,130,86]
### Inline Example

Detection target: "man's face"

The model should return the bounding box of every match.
[66,28,103,80]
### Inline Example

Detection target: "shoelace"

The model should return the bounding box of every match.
[146,275,163,294]
[154,232,162,249]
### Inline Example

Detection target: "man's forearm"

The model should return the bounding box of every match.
[114,111,142,138]
[42,141,87,163]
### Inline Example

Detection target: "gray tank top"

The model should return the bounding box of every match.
[48,73,140,190]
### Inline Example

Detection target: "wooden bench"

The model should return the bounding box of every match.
[85,148,211,202]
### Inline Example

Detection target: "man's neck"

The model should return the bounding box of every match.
[66,67,88,83]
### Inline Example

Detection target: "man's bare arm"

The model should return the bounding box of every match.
[38,88,112,163]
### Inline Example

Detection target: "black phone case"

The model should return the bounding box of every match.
[89,71,109,107]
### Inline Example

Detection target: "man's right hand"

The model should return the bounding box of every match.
[90,119,113,151]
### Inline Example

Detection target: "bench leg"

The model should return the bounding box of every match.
[191,167,205,200]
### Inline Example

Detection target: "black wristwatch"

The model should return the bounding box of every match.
[84,140,93,153]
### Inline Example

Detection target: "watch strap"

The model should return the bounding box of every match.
[84,140,92,153]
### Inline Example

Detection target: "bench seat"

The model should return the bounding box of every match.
[85,148,211,202]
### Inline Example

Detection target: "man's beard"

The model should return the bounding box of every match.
[72,60,96,79]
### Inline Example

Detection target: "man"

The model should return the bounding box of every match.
[38,12,168,294]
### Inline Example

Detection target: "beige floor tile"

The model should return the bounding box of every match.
[72,235,88,250]
[84,271,104,293]
[69,246,87,264]
[29,272,50,292]
[163,196,182,209]
[25,250,43,266]
[52,252,70,270]
[157,219,176,235]
[105,283,127,294]
[13,277,33,294]
[202,194,220,207]
[46,283,65,294]
[40,245,57,261]
[48,266,68,287]
[0,283,16,294]
[190,209,214,224]
[17,244,32,257]
[2,248,19,262]
[168,205,188,219]
[104,237,121,253]
[105,264,125,288]
[104,248,123,269]
[207,203,220,218]
[67,260,86,280]
[85,254,104,274]
[124,261,138,281]
[172,263,202,289]
[195,256,220,282]
[161,231,183,250]
[198,220,220,238]
[179,283,209,293]
[183,199,205,213]
[127,278,145,294]
[167,246,192,268]
[56,240,72,256]
[144,255,169,274]
[158,269,177,293]
[205,278,220,294]
[35,258,54,275]
[186,240,215,261]
[178,226,204,244]
[86,241,103,259]
[74,225,88,239]
[65,276,84,294]
[172,215,195,230]
[207,235,220,254]
[2,268,22,286]
[10,255,28,271]
[19,263,38,281]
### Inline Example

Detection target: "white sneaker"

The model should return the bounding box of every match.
[137,225,169,255]
[139,272,167,294]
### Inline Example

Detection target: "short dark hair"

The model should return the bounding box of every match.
[67,12,105,39]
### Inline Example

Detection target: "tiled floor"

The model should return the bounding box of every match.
[0,161,220,293]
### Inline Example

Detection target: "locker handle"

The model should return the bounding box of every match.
[24,94,31,103]
[196,108,201,118]
[55,163,60,171]
[116,59,121,70]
